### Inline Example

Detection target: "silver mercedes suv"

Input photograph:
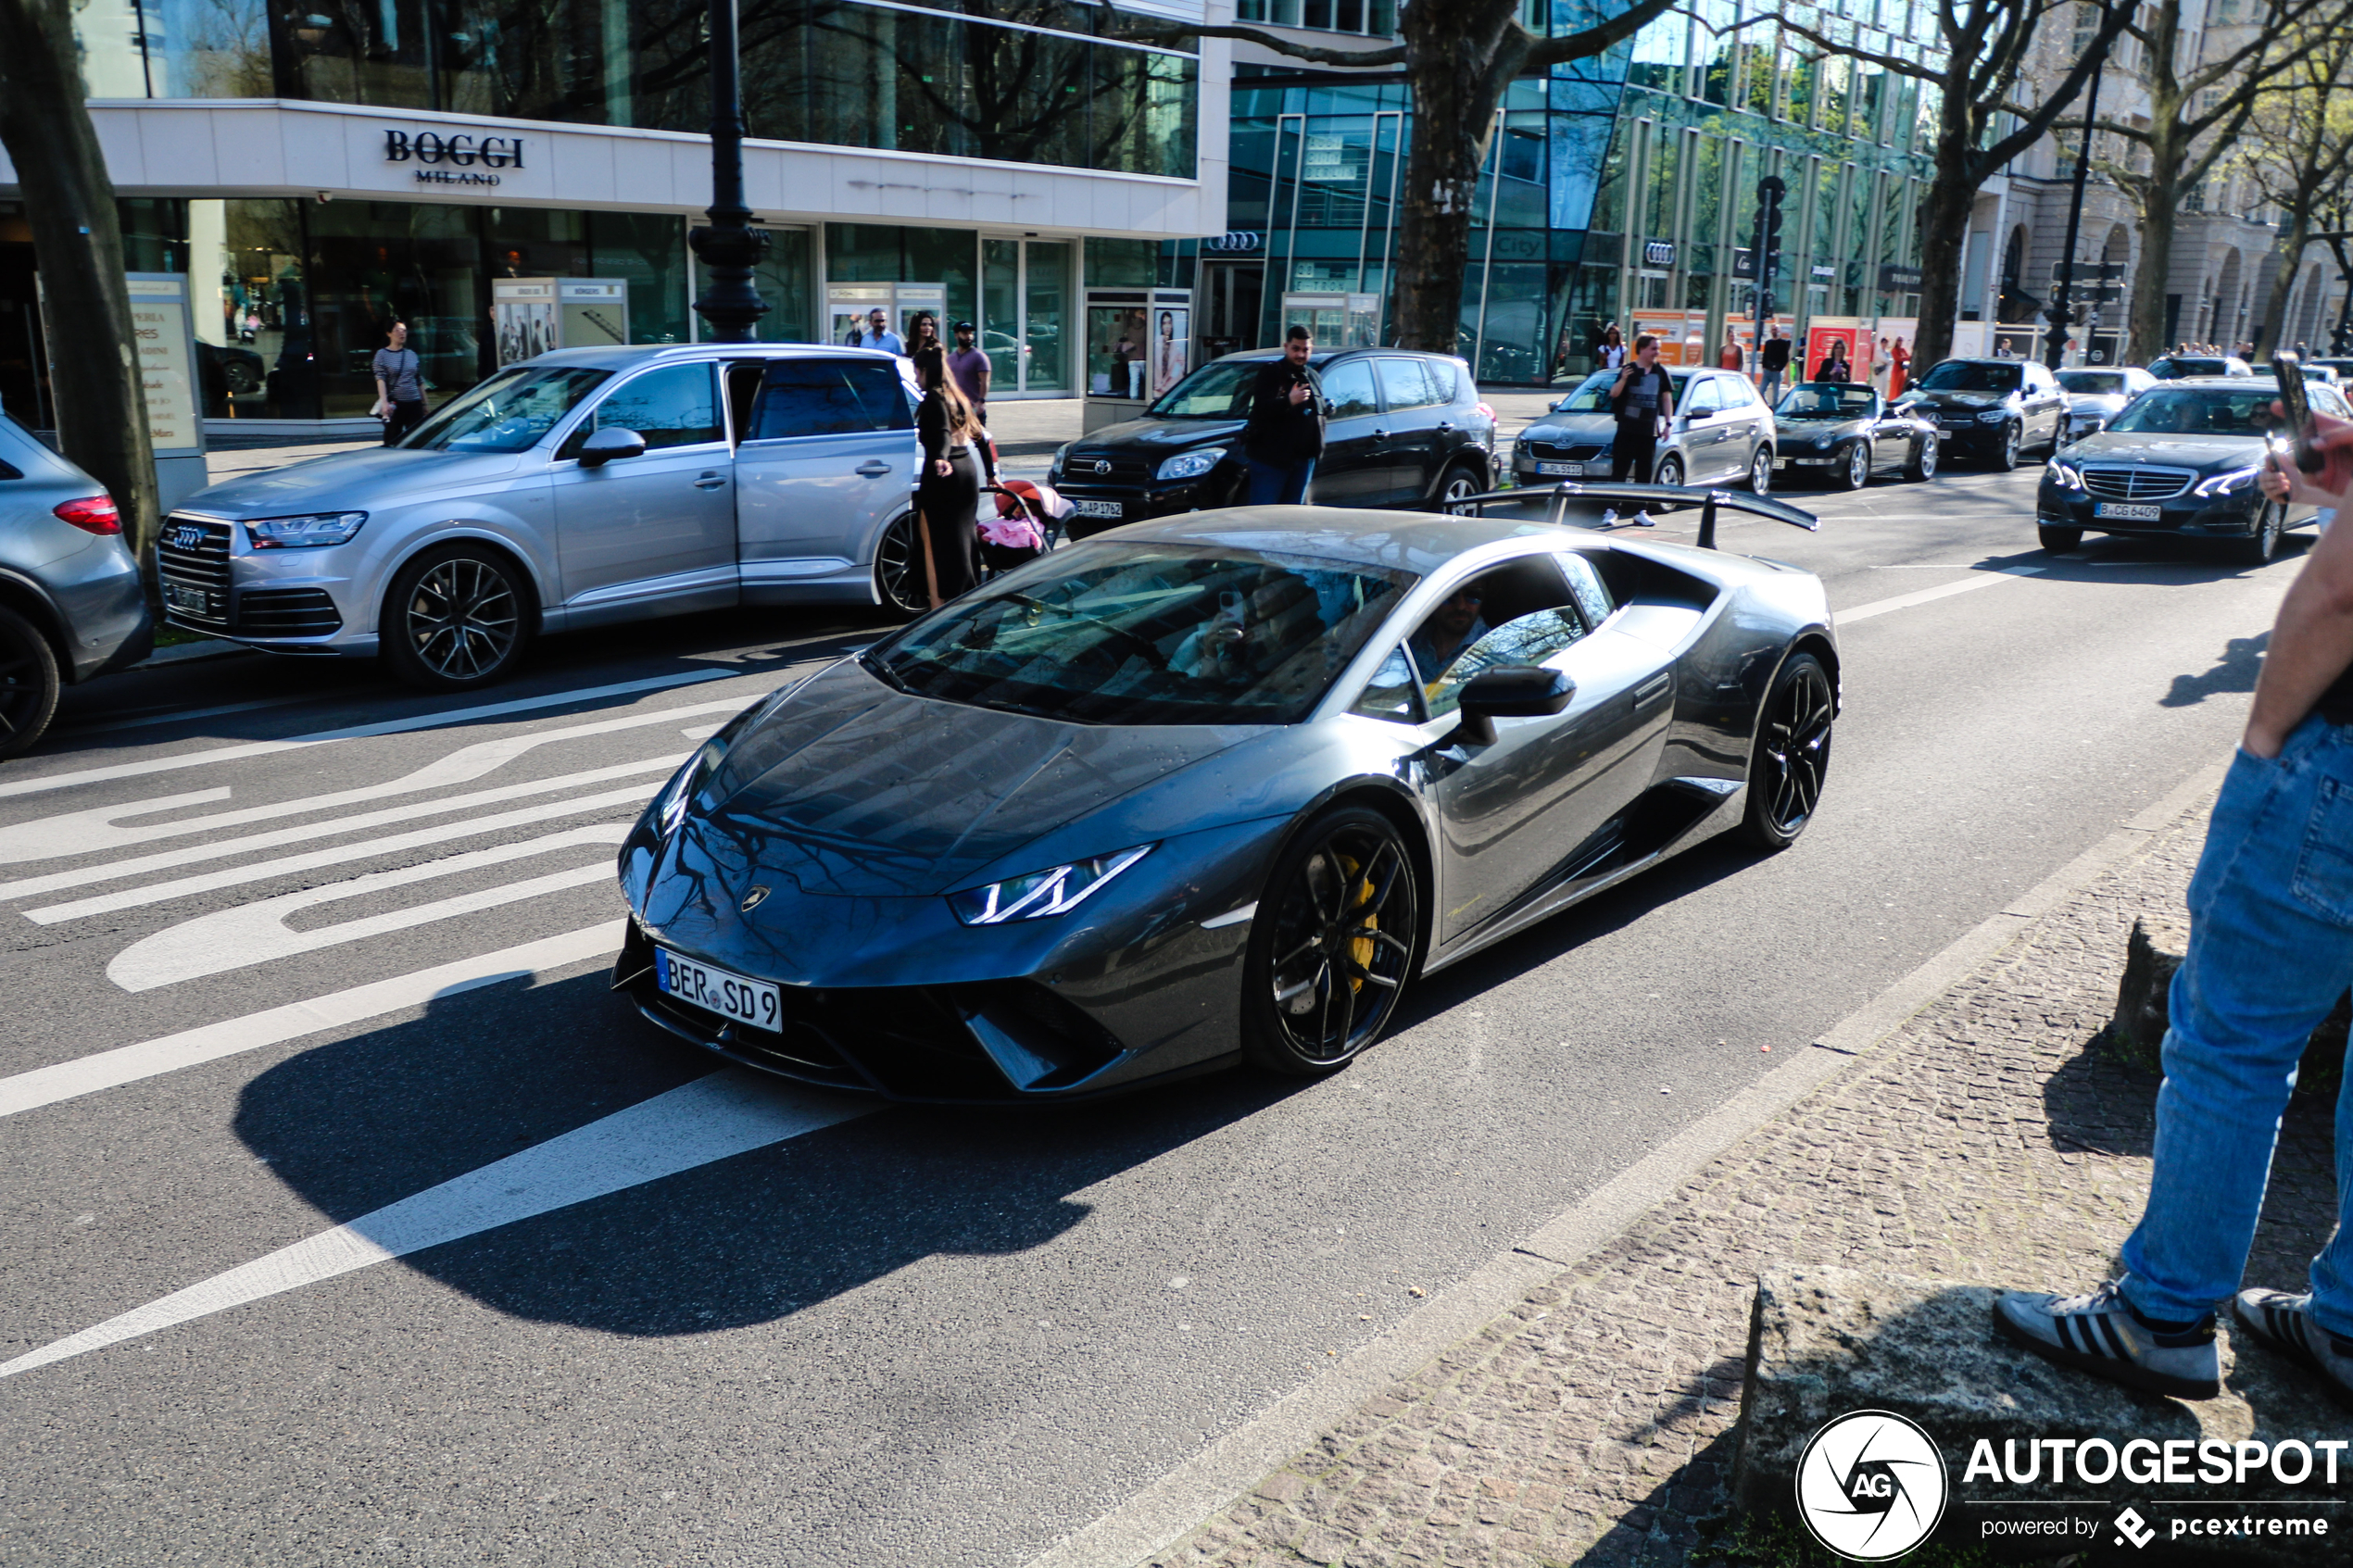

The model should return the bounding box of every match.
[162,345,924,690]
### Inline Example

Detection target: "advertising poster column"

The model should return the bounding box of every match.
[126,274,207,513]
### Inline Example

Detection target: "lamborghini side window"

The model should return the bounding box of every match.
[1558,554,1613,627]
[1409,558,1586,719]
[1350,645,1427,724]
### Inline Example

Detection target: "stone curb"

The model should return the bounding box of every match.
[1019,759,2233,1568]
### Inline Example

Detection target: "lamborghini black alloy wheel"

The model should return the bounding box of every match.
[1244,806,1420,1075]
[1741,652,1834,850]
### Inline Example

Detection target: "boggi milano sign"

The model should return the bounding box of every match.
[382,129,527,187]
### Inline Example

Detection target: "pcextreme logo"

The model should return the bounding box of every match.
[1794,1410,1951,1560]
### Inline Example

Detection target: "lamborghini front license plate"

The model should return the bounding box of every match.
[656,947,781,1031]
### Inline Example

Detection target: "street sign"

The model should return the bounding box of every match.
[2053,260,2126,282]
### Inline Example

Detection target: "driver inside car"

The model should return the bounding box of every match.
[1408,585,1491,691]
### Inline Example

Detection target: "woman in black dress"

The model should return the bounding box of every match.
[914,345,986,607]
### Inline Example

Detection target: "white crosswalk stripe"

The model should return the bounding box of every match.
[106,823,634,992]
[24,779,669,923]
[0,696,745,865]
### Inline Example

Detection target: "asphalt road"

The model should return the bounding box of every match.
[0,466,2295,1566]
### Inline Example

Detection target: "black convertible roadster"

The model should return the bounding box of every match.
[614,486,1837,1102]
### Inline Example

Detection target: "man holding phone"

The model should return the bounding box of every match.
[1603,333,1673,527]
[1992,358,2353,1403]
[1243,326,1326,505]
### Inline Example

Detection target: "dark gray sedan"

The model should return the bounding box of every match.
[614,489,1834,1101]
[0,414,153,757]
[1769,383,1940,489]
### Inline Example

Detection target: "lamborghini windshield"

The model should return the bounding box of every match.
[867,543,1414,724]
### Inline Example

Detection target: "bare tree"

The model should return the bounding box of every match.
[0,0,160,568]
[2095,0,2336,363]
[2231,18,2353,355]
[1140,0,1680,354]
[1743,0,2136,368]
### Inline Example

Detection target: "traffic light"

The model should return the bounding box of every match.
[1755,175,1787,295]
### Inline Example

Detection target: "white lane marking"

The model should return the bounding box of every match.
[1836,564,2047,625]
[0,697,743,866]
[1199,903,1256,930]
[27,782,666,923]
[107,825,630,993]
[0,671,736,803]
[0,1071,868,1380]
[0,756,680,905]
[0,922,623,1119]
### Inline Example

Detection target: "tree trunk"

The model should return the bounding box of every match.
[1389,0,1514,353]
[1910,159,1977,370]
[2256,210,2311,359]
[2127,157,2182,364]
[0,0,160,571]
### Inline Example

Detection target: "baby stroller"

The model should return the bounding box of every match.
[978,478,1073,574]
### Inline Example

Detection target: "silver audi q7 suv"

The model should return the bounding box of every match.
[162,345,924,690]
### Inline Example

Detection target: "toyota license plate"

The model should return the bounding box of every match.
[1536,461,1579,476]
[162,582,209,615]
[1072,499,1123,519]
[2095,502,2163,521]
[656,947,781,1032]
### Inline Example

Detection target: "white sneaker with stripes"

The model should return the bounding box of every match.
[1993,1280,2221,1400]
[2233,1289,2353,1410]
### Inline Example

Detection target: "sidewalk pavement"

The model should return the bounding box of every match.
[1120,771,2336,1568]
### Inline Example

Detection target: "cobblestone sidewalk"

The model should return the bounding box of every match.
[1144,787,2340,1568]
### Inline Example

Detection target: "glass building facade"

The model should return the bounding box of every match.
[1218,0,1939,383]
[69,0,1198,179]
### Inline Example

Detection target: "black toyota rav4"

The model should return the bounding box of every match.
[1048,347,1497,537]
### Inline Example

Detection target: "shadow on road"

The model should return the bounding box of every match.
[233,967,1302,1337]
[2160,630,2268,708]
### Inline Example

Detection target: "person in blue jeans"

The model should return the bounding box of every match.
[1242,326,1326,505]
[1996,405,2353,1402]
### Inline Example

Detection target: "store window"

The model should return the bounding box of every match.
[691,229,816,344]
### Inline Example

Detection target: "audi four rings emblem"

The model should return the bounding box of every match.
[170,526,206,550]
[1092,459,1112,474]
[740,885,772,912]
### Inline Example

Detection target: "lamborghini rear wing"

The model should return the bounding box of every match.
[1448,482,1820,549]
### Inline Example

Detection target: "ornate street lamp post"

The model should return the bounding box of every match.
[688,0,769,342]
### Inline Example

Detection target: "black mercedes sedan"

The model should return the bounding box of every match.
[1895,357,2068,469]
[1048,349,1497,537]
[2034,376,2351,562]
[1768,382,1939,488]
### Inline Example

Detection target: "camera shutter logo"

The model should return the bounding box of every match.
[1793,1410,1949,1560]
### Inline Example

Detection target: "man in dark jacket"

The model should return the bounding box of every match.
[1758,326,1793,406]
[1242,326,1326,505]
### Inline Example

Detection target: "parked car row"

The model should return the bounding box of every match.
[1048,348,1497,534]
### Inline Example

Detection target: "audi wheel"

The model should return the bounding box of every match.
[875,511,928,619]
[382,545,534,692]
